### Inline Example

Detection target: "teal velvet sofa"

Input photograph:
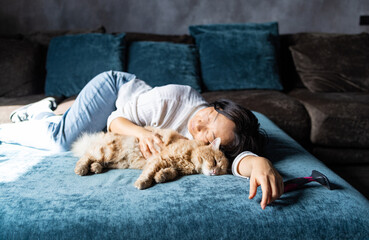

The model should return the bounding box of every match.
[1,23,369,239]
[1,113,368,239]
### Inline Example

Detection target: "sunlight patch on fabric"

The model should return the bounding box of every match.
[0,143,52,183]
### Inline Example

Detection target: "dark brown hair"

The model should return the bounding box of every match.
[210,99,267,160]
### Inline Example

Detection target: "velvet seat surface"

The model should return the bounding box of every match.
[1,113,368,240]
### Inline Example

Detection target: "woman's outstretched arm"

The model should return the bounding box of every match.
[238,156,284,209]
[109,117,163,159]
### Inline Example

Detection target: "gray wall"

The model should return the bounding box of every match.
[0,0,368,35]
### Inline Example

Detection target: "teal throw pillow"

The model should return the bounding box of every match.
[189,22,282,91]
[127,41,202,92]
[189,22,279,38]
[45,33,125,97]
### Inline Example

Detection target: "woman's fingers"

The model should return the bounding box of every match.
[148,134,164,155]
[139,142,151,159]
[248,177,258,199]
[263,173,284,206]
[270,171,284,201]
[268,173,279,204]
[250,174,280,209]
[247,157,284,209]
[269,178,278,204]
[260,178,270,210]
[153,134,164,147]
[249,175,271,210]
[146,139,158,155]
[276,173,284,199]
[138,130,165,159]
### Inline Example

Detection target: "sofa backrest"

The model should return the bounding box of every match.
[0,29,305,97]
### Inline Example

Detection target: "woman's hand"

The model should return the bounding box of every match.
[249,157,284,209]
[238,156,284,210]
[109,117,163,159]
[137,129,164,159]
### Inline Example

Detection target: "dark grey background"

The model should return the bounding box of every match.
[0,0,368,35]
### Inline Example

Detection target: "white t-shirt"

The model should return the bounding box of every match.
[107,79,257,178]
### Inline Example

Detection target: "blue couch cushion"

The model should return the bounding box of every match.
[0,113,368,239]
[189,22,283,91]
[45,33,125,97]
[127,41,202,92]
[189,22,280,37]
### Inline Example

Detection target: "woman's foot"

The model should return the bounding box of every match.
[10,97,57,123]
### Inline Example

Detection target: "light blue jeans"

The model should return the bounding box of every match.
[0,71,136,151]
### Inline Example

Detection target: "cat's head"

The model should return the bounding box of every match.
[198,138,229,176]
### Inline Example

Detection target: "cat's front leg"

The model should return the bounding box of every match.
[134,157,163,190]
[154,168,178,183]
[75,155,93,176]
[134,165,155,190]
[90,162,103,174]
[134,177,153,190]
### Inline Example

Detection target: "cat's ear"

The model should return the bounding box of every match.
[210,137,221,151]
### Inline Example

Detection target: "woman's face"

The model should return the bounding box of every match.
[188,107,235,146]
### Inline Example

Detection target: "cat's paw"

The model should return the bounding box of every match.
[90,162,103,174]
[154,172,166,183]
[134,178,153,190]
[154,168,177,183]
[74,165,89,176]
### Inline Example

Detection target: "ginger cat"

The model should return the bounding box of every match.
[72,127,228,189]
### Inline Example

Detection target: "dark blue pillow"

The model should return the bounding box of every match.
[189,22,283,91]
[45,33,125,97]
[189,22,279,38]
[127,41,202,92]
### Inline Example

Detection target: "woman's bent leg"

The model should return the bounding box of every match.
[0,71,136,151]
[53,71,136,150]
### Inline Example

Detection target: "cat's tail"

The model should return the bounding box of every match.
[71,132,103,157]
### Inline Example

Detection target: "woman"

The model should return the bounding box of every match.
[1,71,283,209]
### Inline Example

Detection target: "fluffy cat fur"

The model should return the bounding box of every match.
[72,127,229,190]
